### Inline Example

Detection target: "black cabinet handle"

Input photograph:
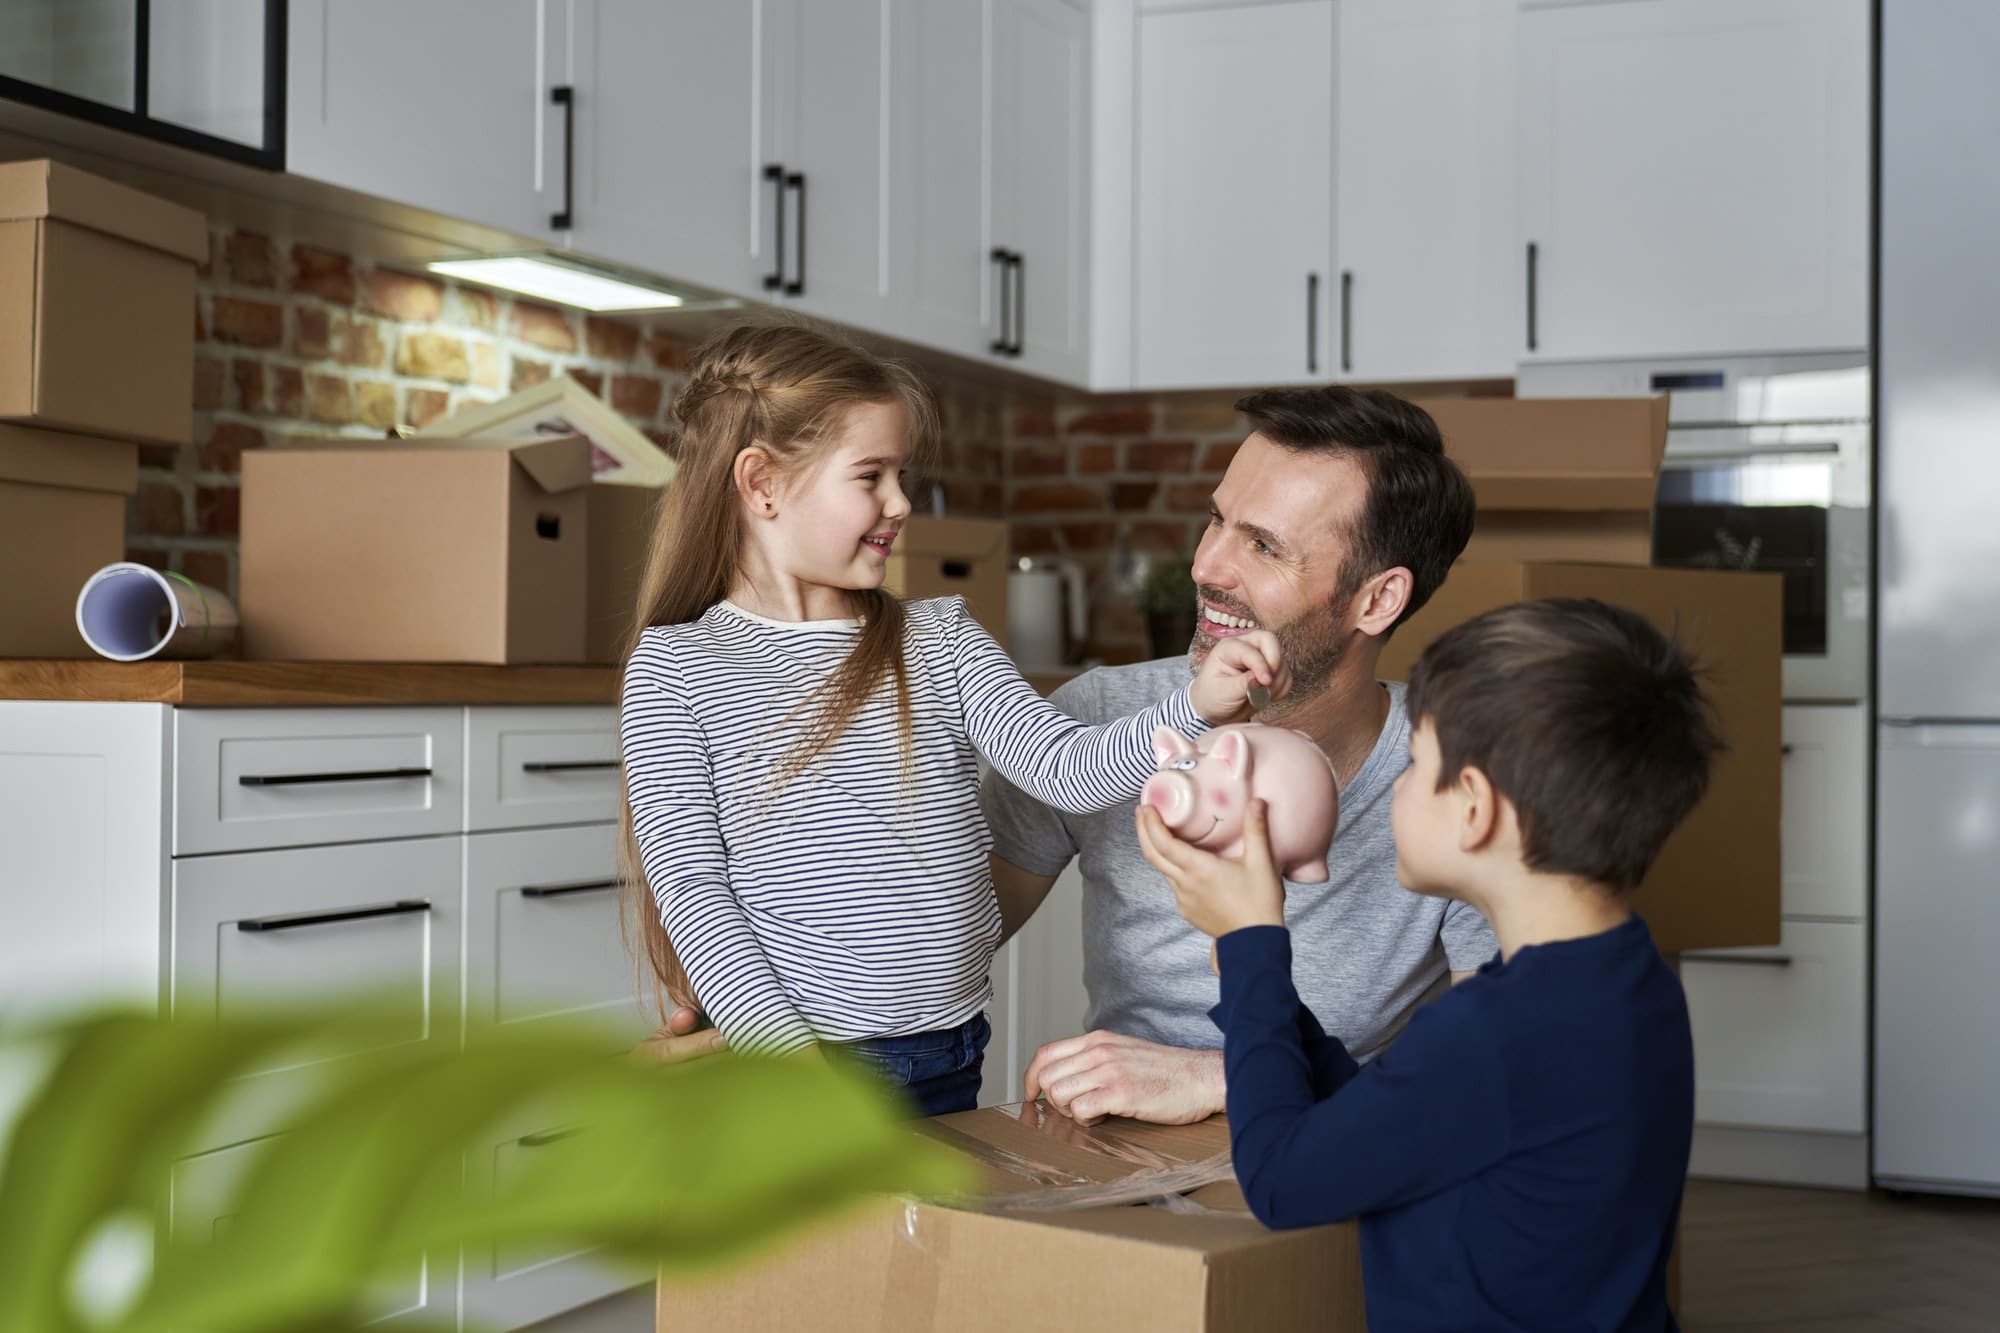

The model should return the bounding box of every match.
[520,879,619,899]
[238,767,432,788]
[1340,270,1354,373]
[238,899,431,933]
[762,163,786,291]
[990,248,1013,355]
[1526,241,1539,351]
[1008,252,1025,356]
[550,86,575,230]
[519,1127,576,1149]
[1306,272,1320,375]
[1686,953,1794,968]
[521,760,618,774]
[784,172,807,296]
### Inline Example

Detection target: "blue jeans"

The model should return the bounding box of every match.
[843,1012,990,1118]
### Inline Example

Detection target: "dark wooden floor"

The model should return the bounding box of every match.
[1681,1179,2000,1331]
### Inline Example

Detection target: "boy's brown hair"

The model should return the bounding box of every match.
[1404,597,1725,892]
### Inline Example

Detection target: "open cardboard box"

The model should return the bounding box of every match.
[0,424,137,657]
[240,436,594,664]
[1392,396,1783,955]
[0,160,208,446]
[659,1106,1365,1333]
[882,516,1011,645]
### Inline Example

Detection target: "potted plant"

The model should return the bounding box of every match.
[1138,552,1198,660]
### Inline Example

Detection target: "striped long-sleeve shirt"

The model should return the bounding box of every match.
[620,595,1208,1055]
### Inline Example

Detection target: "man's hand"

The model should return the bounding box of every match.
[629,1005,727,1064]
[1022,1031,1226,1126]
[1137,797,1286,940]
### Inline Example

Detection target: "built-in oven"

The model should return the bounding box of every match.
[1518,355,1871,704]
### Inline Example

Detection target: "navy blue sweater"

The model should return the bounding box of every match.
[1211,916,1692,1333]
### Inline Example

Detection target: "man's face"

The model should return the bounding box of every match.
[1186,433,1368,700]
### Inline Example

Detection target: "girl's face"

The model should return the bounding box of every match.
[771,400,914,595]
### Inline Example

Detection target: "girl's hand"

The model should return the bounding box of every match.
[1137,797,1286,941]
[1189,630,1288,724]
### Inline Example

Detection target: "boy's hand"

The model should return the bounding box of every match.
[1189,630,1288,724]
[1138,797,1286,940]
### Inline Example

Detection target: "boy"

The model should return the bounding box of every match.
[1137,597,1721,1333]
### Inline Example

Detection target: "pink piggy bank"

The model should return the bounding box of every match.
[1140,724,1340,883]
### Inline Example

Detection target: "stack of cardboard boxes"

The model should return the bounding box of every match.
[0,160,207,657]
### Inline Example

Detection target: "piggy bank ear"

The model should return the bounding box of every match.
[1152,726,1196,766]
[1211,728,1252,779]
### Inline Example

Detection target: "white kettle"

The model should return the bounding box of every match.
[1007,556,1090,669]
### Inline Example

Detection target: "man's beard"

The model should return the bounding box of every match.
[1187,581,1357,704]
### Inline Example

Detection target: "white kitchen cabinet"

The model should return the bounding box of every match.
[1779,703,1868,920]
[565,0,766,298]
[1336,0,1519,382]
[982,861,1089,1108]
[1133,0,1334,389]
[1517,0,1870,361]
[465,705,622,832]
[993,0,1094,382]
[287,0,566,241]
[1682,920,1867,1136]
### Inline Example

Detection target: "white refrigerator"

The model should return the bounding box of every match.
[1872,0,2000,1197]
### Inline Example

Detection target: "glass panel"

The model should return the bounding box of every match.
[0,0,138,111]
[149,0,268,148]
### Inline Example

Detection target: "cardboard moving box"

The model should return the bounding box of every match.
[241,437,593,664]
[659,1106,1366,1333]
[1386,396,1783,955]
[0,160,208,446]
[882,516,1010,645]
[586,480,665,663]
[0,424,137,658]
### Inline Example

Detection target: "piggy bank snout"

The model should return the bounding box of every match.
[1141,771,1196,827]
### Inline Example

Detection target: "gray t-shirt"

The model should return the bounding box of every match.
[980,657,1497,1062]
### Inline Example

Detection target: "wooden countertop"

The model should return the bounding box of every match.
[0,660,620,706]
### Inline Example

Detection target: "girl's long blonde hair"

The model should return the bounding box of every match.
[618,319,940,1016]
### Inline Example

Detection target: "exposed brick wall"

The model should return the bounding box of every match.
[129,229,1007,598]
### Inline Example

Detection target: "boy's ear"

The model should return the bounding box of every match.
[1455,762,1503,855]
[734,445,778,515]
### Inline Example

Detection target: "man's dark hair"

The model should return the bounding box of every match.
[1404,598,1726,893]
[1234,385,1476,630]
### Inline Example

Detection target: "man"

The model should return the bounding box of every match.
[638,387,1492,1114]
[981,385,1492,1125]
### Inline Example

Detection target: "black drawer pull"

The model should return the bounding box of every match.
[237,899,431,933]
[520,879,618,899]
[519,1127,576,1149]
[521,760,618,774]
[1686,953,1794,968]
[784,171,807,297]
[239,767,432,788]
[550,85,575,230]
[762,162,786,291]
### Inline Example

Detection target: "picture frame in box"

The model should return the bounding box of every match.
[426,373,675,487]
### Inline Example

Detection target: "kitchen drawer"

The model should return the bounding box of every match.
[1683,919,1867,1135]
[466,706,621,832]
[1780,704,1868,919]
[169,838,461,1141]
[174,708,465,855]
[464,825,652,1045]
[459,1115,639,1330]
[172,1136,444,1327]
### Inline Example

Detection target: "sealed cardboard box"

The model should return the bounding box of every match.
[1382,395,1782,954]
[0,424,137,657]
[586,481,664,663]
[882,516,1009,643]
[1418,397,1670,565]
[240,437,593,664]
[0,160,208,446]
[659,1106,1366,1333]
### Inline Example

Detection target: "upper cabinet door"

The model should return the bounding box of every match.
[1518,0,1870,362]
[566,0,766,299]
[1133,1,1334,391]
[760,0,891,330]
[886,0,994,364]
[288,0,564,241]
[993,0,1092,384]
[1337,0,1518,383]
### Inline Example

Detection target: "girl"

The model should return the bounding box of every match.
[618,320,1282,1116]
